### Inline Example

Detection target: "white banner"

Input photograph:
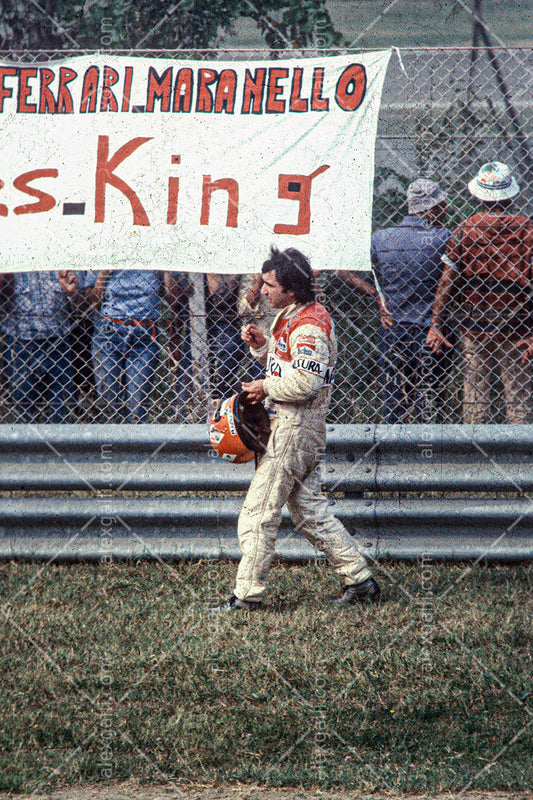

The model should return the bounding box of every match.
[0,51,390,273]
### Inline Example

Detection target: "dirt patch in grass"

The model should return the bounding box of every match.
[1,785,533,800]
[1,784,533,800]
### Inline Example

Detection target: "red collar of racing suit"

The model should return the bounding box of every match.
[271,302,333,343]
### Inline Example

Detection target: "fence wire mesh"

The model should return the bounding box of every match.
[0,46,532,424]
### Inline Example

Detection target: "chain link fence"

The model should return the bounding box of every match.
[0,46,532,424]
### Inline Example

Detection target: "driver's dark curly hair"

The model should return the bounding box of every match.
[261,246,315,304]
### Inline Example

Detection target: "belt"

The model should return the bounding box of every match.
[104,316,158,340]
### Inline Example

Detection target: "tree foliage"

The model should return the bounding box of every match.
[0,0,345,51]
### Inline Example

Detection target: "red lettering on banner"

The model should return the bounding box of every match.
[200,176,238,227]
[0,67,16,112]
[57,67,77,113]
[39,69,56,113]
[121,66,133,112]
[335,63,366,111]
[146,66,172,112]
[214,70,237,113]
[173,68,193,112]
[289,68,308,112]
[80,67,99,113]
[197,70,217,113]
[13,169,58,215]
[242,68,266,114]
[266,68,288,113]
[311,68,329,111]
[17,69,37,113]
[274,164,329,235]
[167,177,179,224]
[0,181,8,216]
[101,66,119,112]
[94,135,152,226]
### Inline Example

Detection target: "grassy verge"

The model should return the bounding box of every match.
[0,559,531,794]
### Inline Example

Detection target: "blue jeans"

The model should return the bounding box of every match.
[4,333,74,422]
[92,317,159,423]
[379,324,448,423]
[207,319,245,399]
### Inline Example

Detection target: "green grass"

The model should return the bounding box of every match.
[0,559,531,794]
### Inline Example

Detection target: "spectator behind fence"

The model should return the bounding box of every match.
[237,273,275,381]
[167,273,244,419]
[427,162,533,424]
[205,273,245,399]
[167,272,194,422]
[69,270,97,417]
[350,179,452,422]
[335,269,377,301]
[0,270,82,422]
[86,269,182,423]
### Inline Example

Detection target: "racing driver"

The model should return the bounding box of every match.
[211,246,380,611]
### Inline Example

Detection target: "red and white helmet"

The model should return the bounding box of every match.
[208,392,271,463]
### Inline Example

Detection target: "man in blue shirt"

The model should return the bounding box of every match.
[85,270,183,423]
[0,270,81,422]
[371,179,451,422]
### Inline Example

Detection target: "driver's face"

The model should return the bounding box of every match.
[260,270,296,309]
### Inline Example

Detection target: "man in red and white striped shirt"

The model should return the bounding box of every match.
[427,162,533,423]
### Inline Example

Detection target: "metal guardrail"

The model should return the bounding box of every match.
[0,424,532,562]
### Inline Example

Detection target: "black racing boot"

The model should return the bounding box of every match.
[331,577,381,606]
[210,594,262,613]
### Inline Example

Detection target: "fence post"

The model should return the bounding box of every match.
[188,273,210,416]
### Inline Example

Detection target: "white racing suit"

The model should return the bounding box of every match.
[235,301,371,602]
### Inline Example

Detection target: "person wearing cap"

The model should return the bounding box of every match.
[368,178,452,422]
[427,162,533,424]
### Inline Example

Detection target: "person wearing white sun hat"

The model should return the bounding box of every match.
[467,161,520,203]
[427,162,533,423]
